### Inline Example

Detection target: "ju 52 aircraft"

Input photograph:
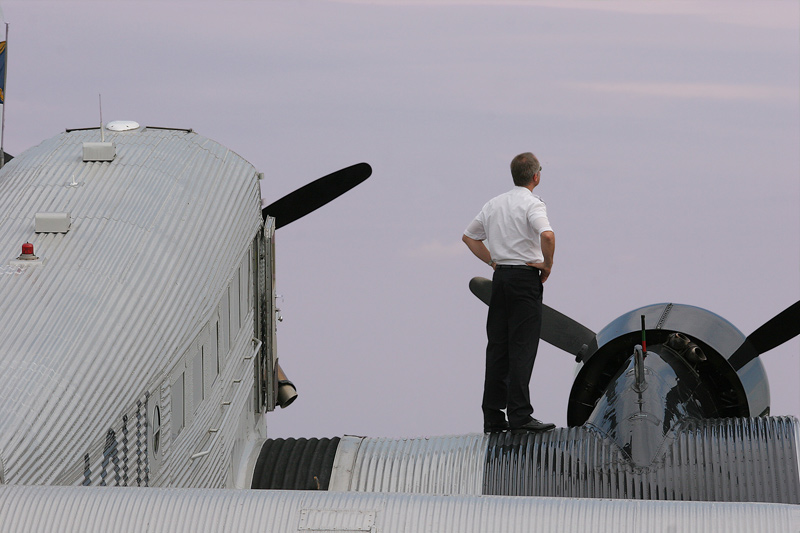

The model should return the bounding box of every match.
[0,122,798,532]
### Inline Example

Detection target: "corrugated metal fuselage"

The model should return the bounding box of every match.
[0,127,267,487]
[254,416,800,504]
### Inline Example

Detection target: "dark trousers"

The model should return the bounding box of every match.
[483,266,543,427]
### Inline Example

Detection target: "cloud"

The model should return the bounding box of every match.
[530,0,798,28]
[566,82,798,103]
[327,0,799,31]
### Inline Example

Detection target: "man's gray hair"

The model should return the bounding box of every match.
[510,152,540,186]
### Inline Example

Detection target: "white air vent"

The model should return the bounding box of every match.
[82,142,116,162]
[35,212,71,233]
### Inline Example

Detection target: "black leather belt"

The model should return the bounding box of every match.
[495,265,538,270]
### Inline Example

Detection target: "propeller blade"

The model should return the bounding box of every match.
[262,162,372,229]
[468,276,492,305]
[468,276,598,361]
[543,305,599,361]
[729,300,800,371]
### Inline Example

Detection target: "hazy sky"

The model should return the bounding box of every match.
[2,0,798,439]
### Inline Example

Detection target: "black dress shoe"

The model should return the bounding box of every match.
[483,421,509,434]
[510,418,555,433]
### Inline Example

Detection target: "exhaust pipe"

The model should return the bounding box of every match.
[276,362,298,408]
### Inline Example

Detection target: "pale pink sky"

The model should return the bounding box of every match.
[2,0,798,438]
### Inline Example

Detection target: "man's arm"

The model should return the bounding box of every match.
[529,230,555,282]
[462,234,495,268]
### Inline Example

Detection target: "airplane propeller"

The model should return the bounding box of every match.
[262,162,372,229]
[727,300,800,371]
[470,276,800,370]
[469,276,597,361]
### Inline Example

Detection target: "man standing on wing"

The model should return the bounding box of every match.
[462,152,556,434]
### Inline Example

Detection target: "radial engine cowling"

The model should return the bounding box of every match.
[568,303,768,427]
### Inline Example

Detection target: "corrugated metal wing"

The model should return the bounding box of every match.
[1,485,799,533]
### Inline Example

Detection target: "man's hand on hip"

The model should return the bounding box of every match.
[527,262,551,283]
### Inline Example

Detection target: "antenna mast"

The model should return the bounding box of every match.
[99,94,105,142]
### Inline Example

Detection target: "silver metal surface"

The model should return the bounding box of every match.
[0,126,263,485]
[484,416,800,502]
[34,212,71,233]
[329,436,365,491]
[81,141,116,161]
[585,347,714,468]
[1,485,798,533]
[570,303,769,426]
[323,418,800,502]
[332,434,487,494]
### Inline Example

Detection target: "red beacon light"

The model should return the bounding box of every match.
[17,242,39,261]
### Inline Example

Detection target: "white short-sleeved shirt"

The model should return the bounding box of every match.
[464,186,553,265]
